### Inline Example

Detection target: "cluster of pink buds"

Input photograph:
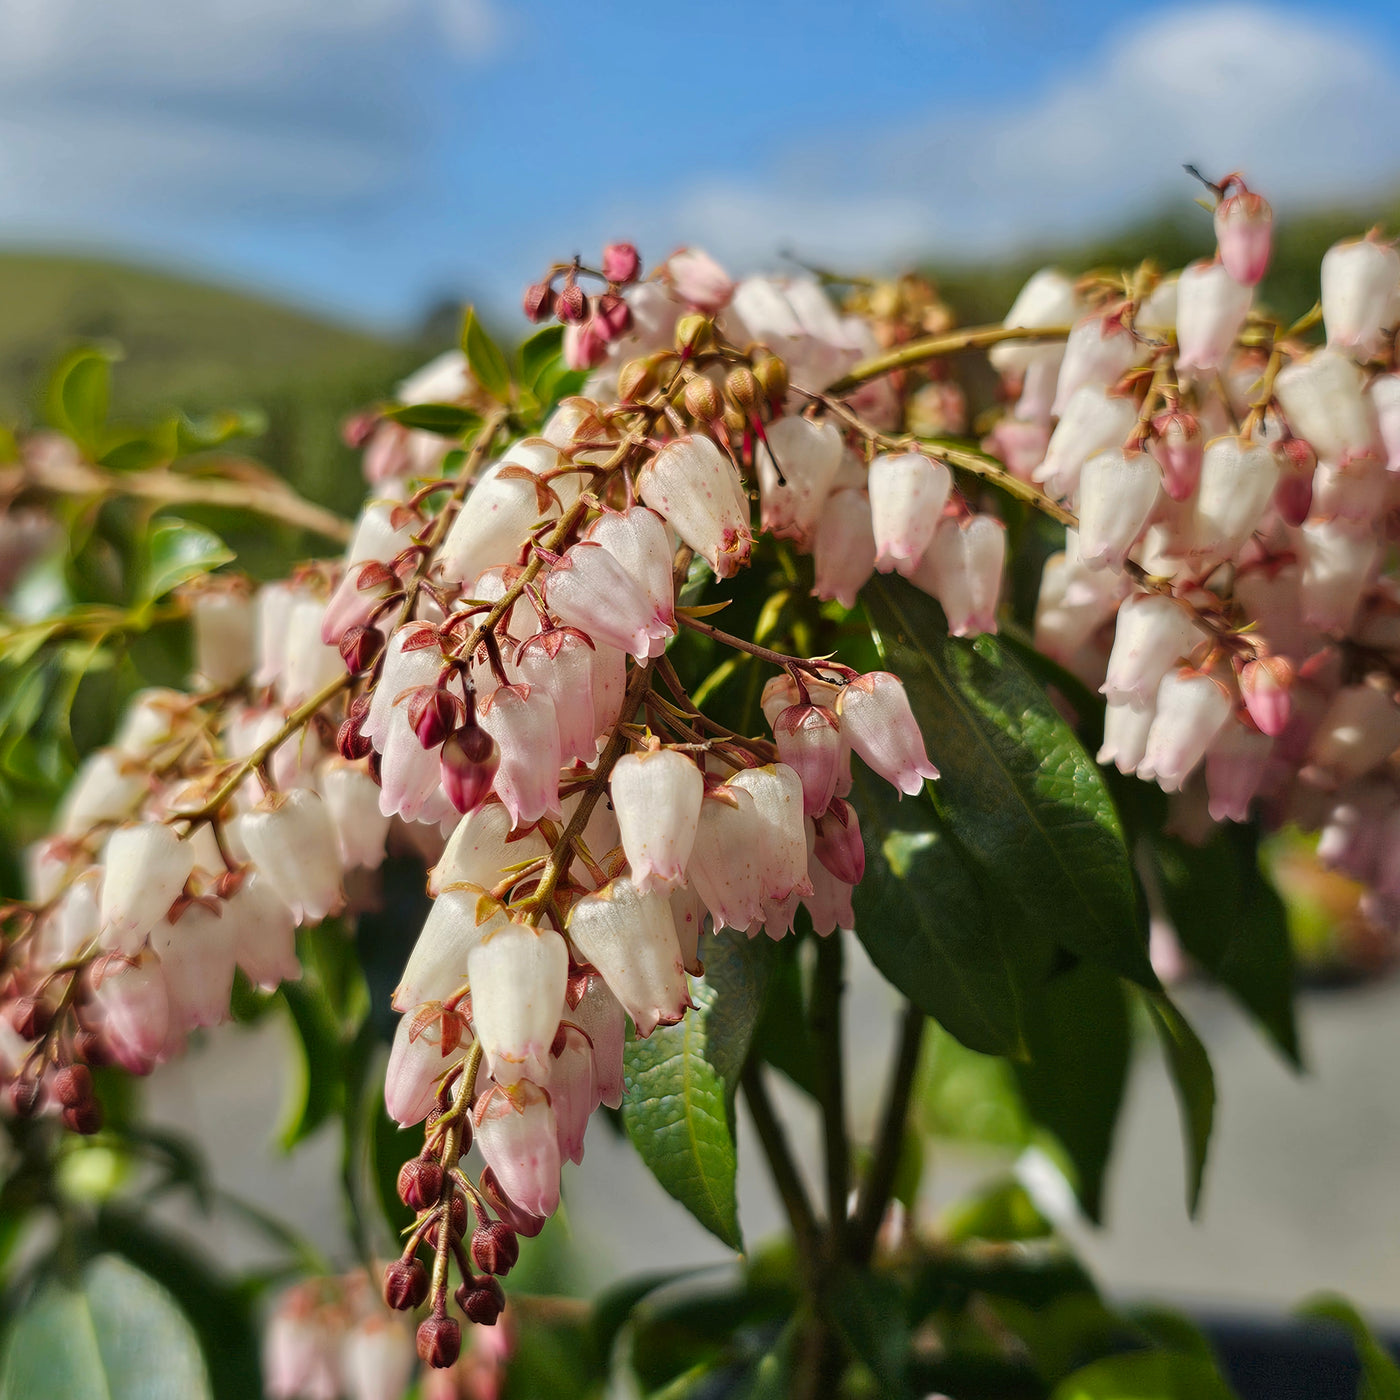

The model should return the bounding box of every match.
[523,243,645,371]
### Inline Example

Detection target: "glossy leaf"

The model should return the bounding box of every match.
[865,577,1154,987]
[1149,827,1300,1066]
[1051,1349,1238,1399]
[1144,991,1215,1217]
[519,324,566,389]
[0,1254,213,1400]
[46,347,113,451]
[461,305,512,403]
[852,765,1042,1057]
[381,401,483,437]
[1301,1294,1400,1399]
[1013,963,1131,1223]
[142,518,234,603]
[621,928,770,1249]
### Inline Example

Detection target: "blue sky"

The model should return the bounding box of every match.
[2,0,1398,330]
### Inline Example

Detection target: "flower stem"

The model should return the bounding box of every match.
[811,932,849,1257]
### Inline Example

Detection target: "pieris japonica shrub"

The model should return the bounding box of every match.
[3,169,1400,1400]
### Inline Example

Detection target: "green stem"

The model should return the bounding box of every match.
[812,933,849,1257]
[740,1061,821,1283]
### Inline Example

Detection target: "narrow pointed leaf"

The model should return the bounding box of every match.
[461,305,512,403]
[1144,990,1215,1216]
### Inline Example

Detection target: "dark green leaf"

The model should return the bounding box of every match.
[1143,991,1215,1217]
[1127,1307,1220,1367]
[748,936,819,1097]
[1149,827,1299,1065]
[46,347,113,450]
[381,402,483,437]
[622,929,770,1249]
[1051,1349,1238,1399]
[519,324,566,389]
[865,577,1154,986]
[277,980,345,1150]
[1300,1295,1400,1399]
[461,306,512,403]
[142,518,234,602]
[943,1178,1053,1243]
[0,1254,213,1400]
[1013,964,1131,1223]
[829,1268,909,1396]
[852,765,1045,1056]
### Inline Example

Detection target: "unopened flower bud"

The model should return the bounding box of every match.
[1239,655,1295,738]
[523,282,556,324]
[1215,183,1273,286]
[457,1277,506,1327]
[441,723,500,816]
[339,624,384,674]
[8,1078,40,1118]
[10,996,51,1041]
[416,1314,461,1369]
[397,1155,444,1212]
[52,1063,93,1108]
[1150,409,1204,502]
[410,687,457,751]
[556,282,587,324]
[753,355,788,405]
[337,713,373,761]
[674,313,709,353]
[602,242,641,285]
[617,358,655,403]
[596,293,632,340]
[62,1100,103,1135]
[683,376,721,423]
[471,1222,520,1277]
[725,366,759,412]
[383,1257,429,1311]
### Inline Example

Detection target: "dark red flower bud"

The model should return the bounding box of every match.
[383,1256,429,1311]
[471,1221,520,1277]
[523,282,556,324]
[409,688,457,750]
[62,1099,103,1135]
[480,1167,546,1239]
[398,1154,444,1212]
[556,282,587,325]
[456,1274,506,1326]
[601,243,641,285]
[441,725,499,815]
[7,1077,40,1118]
[74,1028,111,1068]
[337,715,373,761]
[10,996,51,1041]
[595,293,632,340]
[338,625,385,675]
[52,1063,93,1108]
[425,1192,469,1249]
[417,1314,462,1368]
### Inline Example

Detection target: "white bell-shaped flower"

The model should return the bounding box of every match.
[99,822,195,955]
[1035,385,1137,501]
[1101,594,1202,707]
[438,468,559,589]
[812,489,876,609]
[1321,235,1400,358]
[639,435,752,579]
[1190,436,1280,559]
[1274,349,1380,463]
[1077,449,1161,572]
[756,415,844,546]
[1300,518,1380,633]
[465,918,568,1087]
[240,789,344,923]
[1174,260,1253,376]
[989,268,1078,376]
[726,764,814,903]
[394,894,507,1012]
[1140,669,1233,793]
[868,452,951,577]
[610,747,704,894]
[431,802,548,898]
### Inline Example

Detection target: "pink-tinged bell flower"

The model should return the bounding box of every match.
[868,452,951,577]
[1098,695,1155,775]
[438,468,559,590]
[687,784,766,932]
[772,704,842,818]
[226,871,300,991]
[364,624,442,748]
[1139,669,1233,793]
[1369,372,1400,472]
[384,1013,456,1127]
[265,1308,341,1400]
[1051,312,1143,417]
[342,1317,416,1400]
[440,722,501,816]
[812,488,876,609]
[1317,781,1392,882]
[548,1025,596,1165]
[1077,448,1160,572]
[803,856,855,936]
[986,417,1052,480]
[916,514,1006,636]
[564,318,610,372]
[571,975,626,1110]
[1175,260,1253,376]
[241,789,344,923]
[666,247,733,313]
[1300,518,1380,633]
[38,870,101,967]
[98,822,195,955]
[320,759,392,870]
[380,720,459,827]
[837,673,939,796]
[638,436,752,579]
[670,884,707,973]
[1215,182,1273,286]
[279,595,346,709]
[466,919,568,1086]
[1275,349,1380,462]
[151,900,238,1035]
[395,894,508,1012]
[814,797,864,885]
[320,501,416,646]
[727,764,813,903]
[587,506,677,645]
[478,685,563,828]
[590,642,628,746]
[432,802,548,898]
[1239,655,1294,738]
[546,541,670,661]
[988,268,1078,377]
[567,876,690,1037]
[757,416,844,546]
[1190,436,1280,560]
[610,746,704,893]
[1035,385,1138,501]
[58,749,146,838]
[1101,593,1202,708]
[91,955,170,1075]
[473,1081,562,1219]
[1150,409,1204,502]
[1205,721,1273,823]
[1302,684,1400,789]
[1321,235,1400,359]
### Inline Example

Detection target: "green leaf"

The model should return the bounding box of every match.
[381,402,483,437]
[176,408,268,453]
[829,1269,909,1396]
[1013,964,1131,1223]
[461,305,512,404]
[748,936,819,1097]
[621,929,770,1249]
[1300,1294,1400,1399]
[46,347,114,451]
[852,765,1043,1056]
[142,518,234,603]
[277,980,346,1150]
[1143,991,1215,1217]
[1149,827,1299,1065]
[943,1178,1053,1243]
[864,577,1155,987]
[519,324,566,389]
[0,1254,213,1400]
[1051,1349,1238,1400]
